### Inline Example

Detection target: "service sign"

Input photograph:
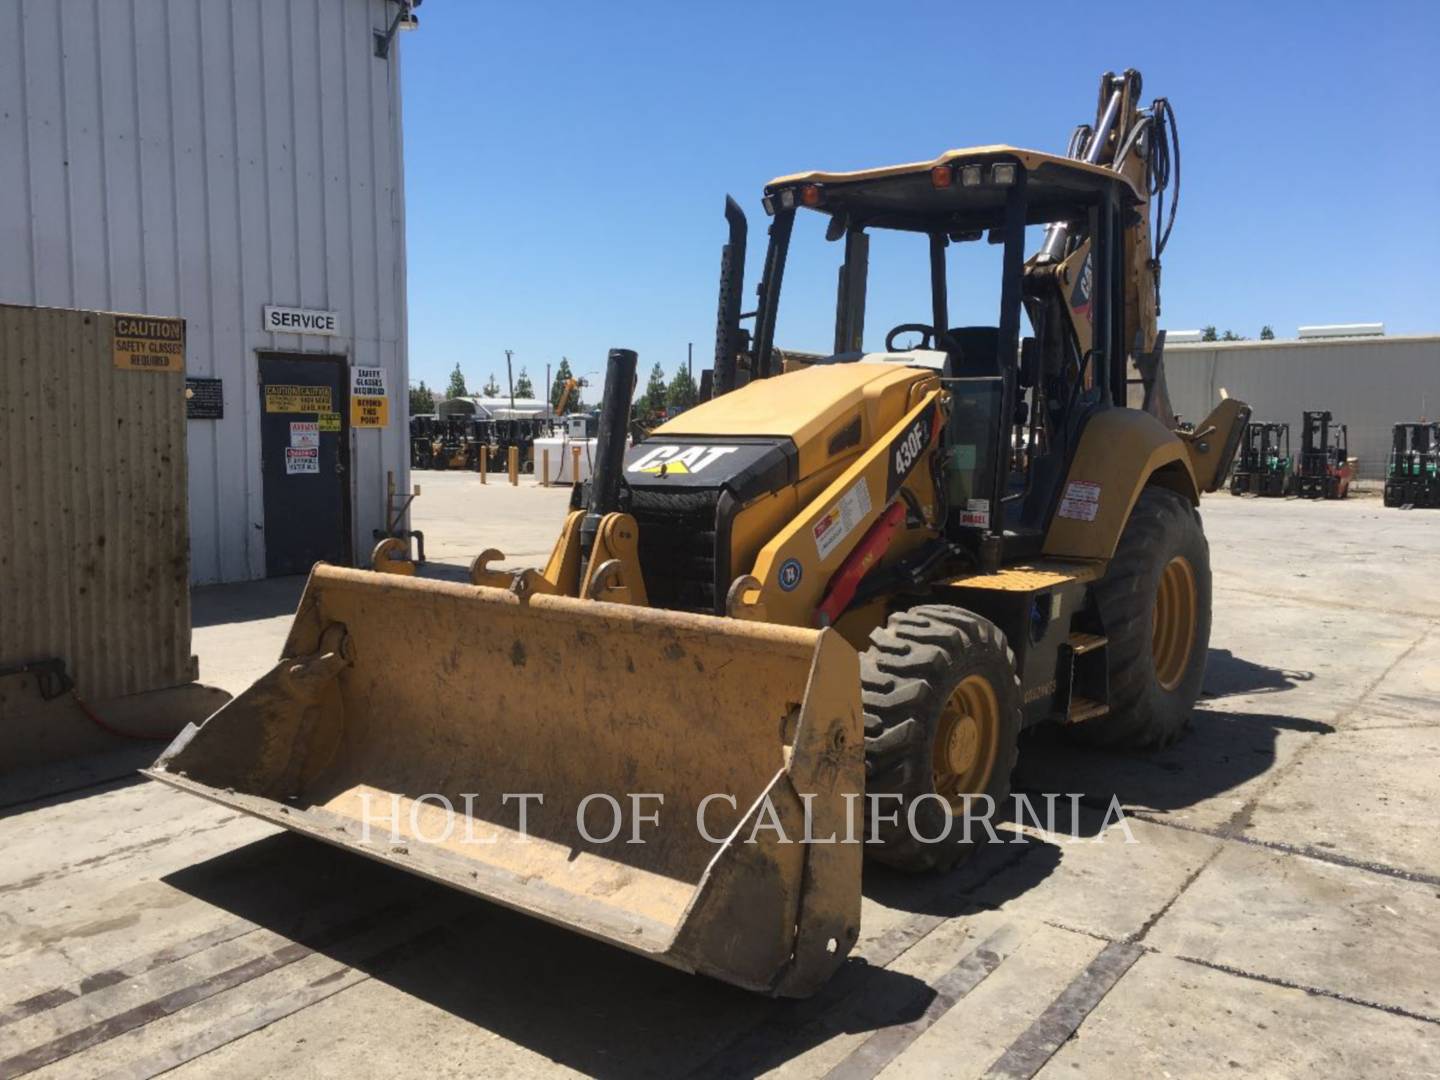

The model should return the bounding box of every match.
[350,365,388,428]
[263,305,339,336]
[113,316,185,372]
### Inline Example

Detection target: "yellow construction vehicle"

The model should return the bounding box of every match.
[148,70,1248,997]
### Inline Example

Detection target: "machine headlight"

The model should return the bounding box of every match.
[990,163,1017,186]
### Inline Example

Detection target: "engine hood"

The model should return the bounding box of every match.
[632,360,935,490]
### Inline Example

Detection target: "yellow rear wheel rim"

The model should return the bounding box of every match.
[933,674,1000,812]
[1152,555,1197,691]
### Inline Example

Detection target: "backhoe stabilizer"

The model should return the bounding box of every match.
[146,564,863,996]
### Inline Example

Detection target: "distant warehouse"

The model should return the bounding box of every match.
[1164,328,1440,481]
[0,0,418,583]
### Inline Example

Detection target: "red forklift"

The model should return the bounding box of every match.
[1292,410,1354,499]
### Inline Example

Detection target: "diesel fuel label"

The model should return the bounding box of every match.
[112,316,185,372]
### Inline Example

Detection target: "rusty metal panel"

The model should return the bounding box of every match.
[0,303,193,702]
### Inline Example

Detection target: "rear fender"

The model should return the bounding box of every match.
[1042,408,1199,562]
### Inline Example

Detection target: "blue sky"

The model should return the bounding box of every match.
[401,1,1440,394]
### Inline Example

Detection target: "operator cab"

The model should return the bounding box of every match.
[712,145,1145,558]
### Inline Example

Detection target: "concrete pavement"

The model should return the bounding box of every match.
[2,476,1437,1079]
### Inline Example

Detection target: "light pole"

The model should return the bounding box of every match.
[504,349,515,416]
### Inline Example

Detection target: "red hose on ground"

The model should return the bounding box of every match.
[71,691,174,741]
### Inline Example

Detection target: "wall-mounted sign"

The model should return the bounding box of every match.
[285,447,319,474]
[290,421,320,448]
[113,315,185,372]
[317,412,341,432]
[263,305,338,336]
[264,384,333,413]
[350,365,389,428]
[186,377,223,419]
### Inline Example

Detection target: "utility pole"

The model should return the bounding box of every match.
[505,349,515,416]
[545,362,551,413]
[687,341,693,381]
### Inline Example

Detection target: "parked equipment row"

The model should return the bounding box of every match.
[409,415,579,472]
[1230,411,1355,500]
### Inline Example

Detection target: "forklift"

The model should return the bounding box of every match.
[1229,421,1291,497]
[1384,422,1440,508]
[409,415,436,470]
[1292,410,1354,499]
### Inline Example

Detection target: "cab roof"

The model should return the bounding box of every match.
[766,144,1142,234]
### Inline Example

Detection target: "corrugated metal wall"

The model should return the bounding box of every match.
[1165,336,1440,481]
[0,304,193,701]
[0,0,408,583]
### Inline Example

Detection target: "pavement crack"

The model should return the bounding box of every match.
[1173,953,1440,1028]
[1124,811,1440,889]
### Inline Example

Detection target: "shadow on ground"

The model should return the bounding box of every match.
[191,575,307,627]
[1015,649,1333,830]
[168,830,1035,1079]
[1202,647,1314,698]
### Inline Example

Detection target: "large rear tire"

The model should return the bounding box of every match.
[1072,486,1211,749]
[861,606,1021,873]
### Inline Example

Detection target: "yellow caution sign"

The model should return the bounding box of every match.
[351,396,389,427]
[265,385,333,413]
[113,316,185,372]
[350,365,389,428]
[318,411,342,432]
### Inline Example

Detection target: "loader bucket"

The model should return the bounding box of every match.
[146,565,863,996]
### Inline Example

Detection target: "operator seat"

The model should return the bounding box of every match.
[945,325,1001,377]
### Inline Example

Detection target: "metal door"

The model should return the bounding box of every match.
[258,354,350,576]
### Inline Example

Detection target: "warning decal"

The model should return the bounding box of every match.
[113,316,185,372]
[813,479,873,560]
[350,366,389,428]
[290,421,319,448]
[285,447,319,475]
[265,385,332,413]
[1057,480,1101,521]
[318,412,341,432]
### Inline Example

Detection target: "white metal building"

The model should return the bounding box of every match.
[0,0,411,583]
[1165,333,1440,481]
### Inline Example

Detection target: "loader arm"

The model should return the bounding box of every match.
[729,386,947,632]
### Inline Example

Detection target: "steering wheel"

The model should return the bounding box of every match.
[885,323,964,356]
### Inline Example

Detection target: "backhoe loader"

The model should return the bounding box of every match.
[148,70,1249,997]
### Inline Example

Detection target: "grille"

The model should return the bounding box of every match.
[629,488,721,614]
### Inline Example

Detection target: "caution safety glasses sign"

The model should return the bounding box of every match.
[350,365,389,428]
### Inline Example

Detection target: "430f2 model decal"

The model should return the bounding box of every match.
[885,400,941,500]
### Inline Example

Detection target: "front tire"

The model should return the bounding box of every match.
[861,606,1021,873]
[1071,486,1211,749]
